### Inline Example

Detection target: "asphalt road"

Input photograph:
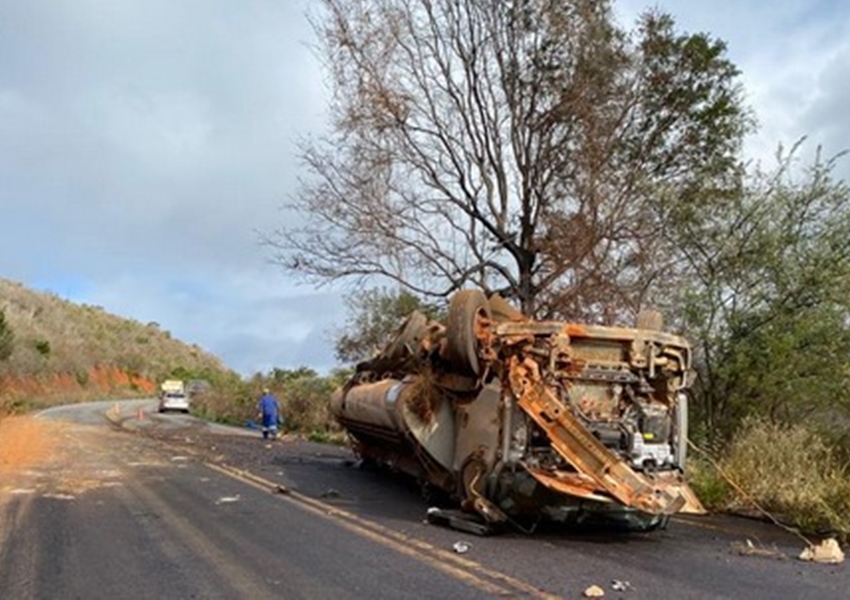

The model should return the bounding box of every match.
[0,400,846,599]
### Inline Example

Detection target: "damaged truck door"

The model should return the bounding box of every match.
[331,290,704,533]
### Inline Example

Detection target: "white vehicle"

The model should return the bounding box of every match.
[158,379,190,413]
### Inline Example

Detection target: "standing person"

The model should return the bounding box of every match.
[257,388,281,440]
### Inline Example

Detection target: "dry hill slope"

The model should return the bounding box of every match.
[0,277,232,413]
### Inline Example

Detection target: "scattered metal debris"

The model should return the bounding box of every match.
[799,538,845,564]
[426,507,492,535]
[611,580,632,592]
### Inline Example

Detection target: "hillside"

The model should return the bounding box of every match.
[0,277,232,411]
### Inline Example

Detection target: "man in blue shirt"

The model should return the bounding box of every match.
[257,388,281,440]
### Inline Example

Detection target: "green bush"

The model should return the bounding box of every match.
[687,458,732,509]
[280,376,335,433]
[33,339,51,358]
[0,309,14,361]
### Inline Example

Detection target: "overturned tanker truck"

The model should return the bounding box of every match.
[331,290,704,534]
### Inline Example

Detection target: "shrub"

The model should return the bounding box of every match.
[33,339,51,358]
[693,417,850,539]
[687,457,732,509]
[0,309,14,361]
[281,376,335,433]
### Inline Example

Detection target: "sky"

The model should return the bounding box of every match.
[1,1,848,376]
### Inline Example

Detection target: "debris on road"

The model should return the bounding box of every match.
[732,539,787,560]
[215,494,241,505]
[320,488,340,499]
[611,580,632,592]
[42,493,76,501]
[799,538,844,564]
[583,584,605,597]
[452,541,471,554]
[275,484,291,495]
[426,507,492,535]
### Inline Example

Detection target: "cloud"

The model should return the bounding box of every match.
[66,268,346,375]
[0,0,339,375]
[619,0,850,167]
[2,0,849,376]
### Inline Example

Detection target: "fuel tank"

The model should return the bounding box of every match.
[331,377,457,484]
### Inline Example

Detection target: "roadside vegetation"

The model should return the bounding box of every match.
[0,276,348,444]
[688,418,850,542]
[190,366,351,444]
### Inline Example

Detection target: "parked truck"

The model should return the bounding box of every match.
[331,290,703,533]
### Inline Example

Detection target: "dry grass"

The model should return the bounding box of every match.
[0,277,225,379]
[690,417,850,540]
[406,371,444,423]
[279,377,337,434]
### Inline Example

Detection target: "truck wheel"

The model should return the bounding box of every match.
[446,290,491,376]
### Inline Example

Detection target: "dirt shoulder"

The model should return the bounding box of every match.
[0,416,66,481]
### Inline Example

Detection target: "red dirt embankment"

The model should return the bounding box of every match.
[0,365,156,411]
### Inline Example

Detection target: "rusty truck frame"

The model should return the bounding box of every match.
[331,290,703,533]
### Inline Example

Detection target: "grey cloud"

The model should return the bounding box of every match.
[0,0,334,374]
[2,1,849,376]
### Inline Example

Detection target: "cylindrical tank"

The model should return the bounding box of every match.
[330,379,406,433]
[332,377,458,487]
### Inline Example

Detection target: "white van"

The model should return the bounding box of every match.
[158,391,190,413]
[158,379,190,413]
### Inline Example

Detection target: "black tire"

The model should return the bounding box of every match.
[446,290,491,376]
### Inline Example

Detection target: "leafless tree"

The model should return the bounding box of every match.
[268,0,749,318]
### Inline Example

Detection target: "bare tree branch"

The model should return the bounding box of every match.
[269,0,749,317]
